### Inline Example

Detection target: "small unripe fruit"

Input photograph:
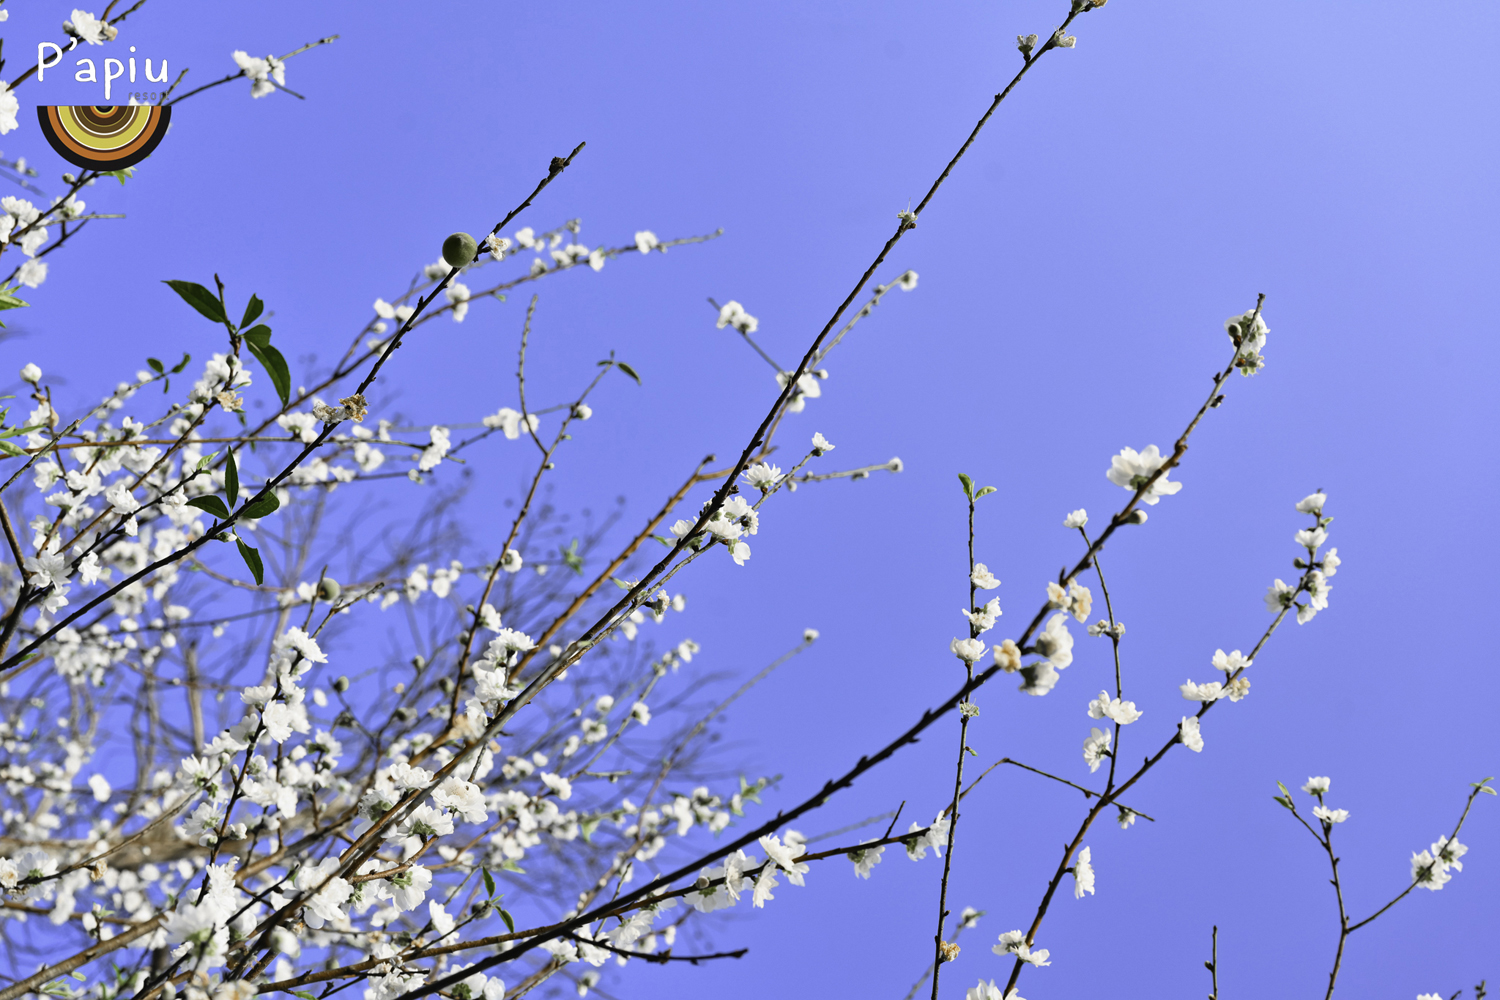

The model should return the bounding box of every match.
[333,676,350,693]
[442,232,478,268]
[316,578,341,603]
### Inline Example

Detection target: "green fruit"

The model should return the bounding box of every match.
[316,578,341,603]
[442,232,478,268]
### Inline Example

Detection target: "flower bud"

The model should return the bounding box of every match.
[316,578,341,603]
[333,676,350,693]
[1125,509,1148,525]
[442,232,478,268]
[19,363,41,384]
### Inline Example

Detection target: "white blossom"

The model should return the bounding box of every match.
[1432,836,1467,872]
[971,563,1000,590]
[1105,445,1182,505]
[1410,849,1452,891]
[16,259,46,287]
[433,777,488,824]
[1072,845,1095,898]
[1180,679,1224,703]
[385,865,432,911]
[849,841,884,879]
[232,50,286,98]
[0,82,17,135]
[1295,527,1328,550]
[541,772,573,800]
[1178,716,1204,753]
[1296,492,1327,515]
[1018,660,1058,697]
[1265,578,1297,612]
[742,462,782,492]
[715,300,758,334]
[66,10,115,45]
[993,929,1050,966]
[1082,727,1111,773]
[1087,690,1142,725]
[1212,648,1251,674]
[1313,805,1349,825]
[1034,613,1074,668]
[1063,508,1088,529]
[951,637,986,665]
[961,597,1002,633]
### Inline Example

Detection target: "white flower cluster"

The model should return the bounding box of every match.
[513,219,607,274]
[232,49,286,98]
[1266,492,1339,625]
[670,494,762,566]
[1410,834,1469,891]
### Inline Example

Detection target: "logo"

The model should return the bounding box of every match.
[34,104,171,170]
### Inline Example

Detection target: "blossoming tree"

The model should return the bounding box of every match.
[0,4,1489,1000]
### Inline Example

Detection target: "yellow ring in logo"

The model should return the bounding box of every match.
[36,104,172,170]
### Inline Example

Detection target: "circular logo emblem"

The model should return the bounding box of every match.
[36,104,172,170]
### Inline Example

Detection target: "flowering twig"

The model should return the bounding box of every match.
[1277,778,1494,999]
[928,488,980,996]
[164,36,339,106]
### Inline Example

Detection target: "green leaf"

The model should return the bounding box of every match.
[1273,795,1294,811]
[196,450,219,471]
[187,495,231,520]
[236,538,265,585]
[292,992,317,1000]
[241,294,264,330]
[615,361,641,385]
[147,357,164,374]
[162,280,227,324]
[610,577,632,590]
[170,352,193,374]
[244,338,291,407]
[104,167,135,185]
[561,538,584,575]
[482,868,496,897]
[957,472,974,500]
[242,324,272,348]
[0,439,26,457]
[499,860,525,874]
[651,534,672,547]
[974,485,997,500]
[499,909,516,934]
[241,492,281,520]
[224,450,239,504]
[0,283,30,311]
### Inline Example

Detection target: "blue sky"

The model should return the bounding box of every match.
[4,1,1497,996]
